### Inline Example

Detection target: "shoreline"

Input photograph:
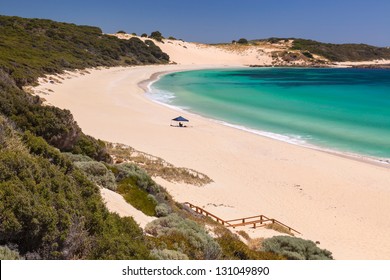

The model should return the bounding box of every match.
[144,68,390,169]
[33,64,390,259]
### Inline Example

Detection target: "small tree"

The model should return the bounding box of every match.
[116,30,126,34]
[237,38,248,44]
[141,33,148,37]
[149,31,164,42]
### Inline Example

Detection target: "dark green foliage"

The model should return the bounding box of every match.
[292,39,390,62]
[116,30,126,34]
[0,70,111,162]
[72,134,112,163]
[302,51,314,59]
[149,31,164,42]
[262,236,333,260]
[237,38,248,44]
[145,40,170,61]
[0,140,102,258]
[216,232,284,260]
[0,116,151,259]
[145,214,222,260]
[141,33,148,37]
[89,214,151,260]
[0,70,80,148]
[0,15,169,87]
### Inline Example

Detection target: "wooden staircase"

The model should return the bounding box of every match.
[183,202,301,235]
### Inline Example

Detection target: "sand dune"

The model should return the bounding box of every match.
[32,38,390,260]
[100,187,156,228]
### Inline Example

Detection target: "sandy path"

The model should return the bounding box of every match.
[100,187,156,228]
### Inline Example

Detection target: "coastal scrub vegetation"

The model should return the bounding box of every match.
[145,214,222,260]
[0,115,150,259]
[0,15,169,87]
[261,236,333,260]
[291,38,390,62]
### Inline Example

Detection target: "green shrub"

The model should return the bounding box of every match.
[72,134,112,163]
[237,38,248,44]
[0,117,151,259]
[155,203,171,217]
[145,214,221,260]
[149,31,164,42]
[117,178,157,216]
[90,214,151,260]
[216,232,283,260]
[64,152,94,163]
[74,161,116,190]
[0,245,22,260]
[151,249,188,260]
[262,236,333,260]
[114,163,160,194]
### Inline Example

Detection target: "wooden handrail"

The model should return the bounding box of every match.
[183,202,234,227]
[183,202,301,235]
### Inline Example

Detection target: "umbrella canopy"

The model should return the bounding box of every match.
[172,116,189,122]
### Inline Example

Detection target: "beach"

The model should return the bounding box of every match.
[34,63,390,260]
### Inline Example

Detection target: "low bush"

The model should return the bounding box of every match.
[155,203,171,217]
[151,249,189,260]
[145,214,221,260]
[216,232,283,260]
[74,161,116,190]
[89,214,151,260]
[0,245,22,260]
[237,38,248,44]
[261,236,333,260]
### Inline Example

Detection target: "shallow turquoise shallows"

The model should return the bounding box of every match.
[150,68,390,159]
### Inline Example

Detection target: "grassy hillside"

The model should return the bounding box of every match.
[0,15,169,86]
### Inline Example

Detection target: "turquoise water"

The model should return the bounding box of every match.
[150,68,390,159]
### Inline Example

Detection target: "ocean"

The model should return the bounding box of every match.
[149,68,390,159]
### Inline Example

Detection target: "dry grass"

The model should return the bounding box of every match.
[106,142,213,186]
[247,237,265,251]
[236,230,250,241]
[265,223,294,236]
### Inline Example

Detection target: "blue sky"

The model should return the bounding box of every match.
[1,0,389,46]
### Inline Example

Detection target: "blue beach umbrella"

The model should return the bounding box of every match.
[171,116,189,127]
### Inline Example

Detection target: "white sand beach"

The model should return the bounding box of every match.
[33,39,390,260]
